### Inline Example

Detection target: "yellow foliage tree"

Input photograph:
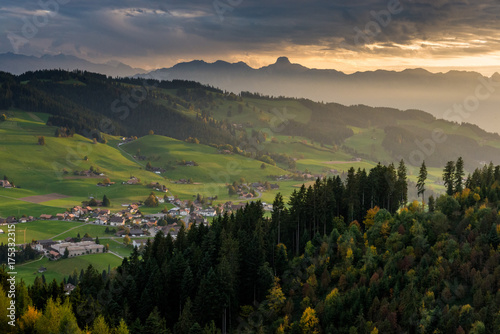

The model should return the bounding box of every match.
[266,277,286,314]
[92,315,110,334]
[18,305,41,332]
[114,318,130,334]
[35,298,81,333]
[408,200,420,213]
[300,307,320,334]
[363,206,380,229]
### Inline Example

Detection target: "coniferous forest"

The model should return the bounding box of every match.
[2,160,500,333]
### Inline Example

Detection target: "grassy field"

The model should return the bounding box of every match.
[344,128,393,163]
[15,253,123,284]
[53,223,113,241]
[0,110,175,216]
[106,238,135,258]
[0,220,84,244]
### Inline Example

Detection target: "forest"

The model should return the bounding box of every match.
[1,159,500,333]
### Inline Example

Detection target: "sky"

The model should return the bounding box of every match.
[1,0,499,74]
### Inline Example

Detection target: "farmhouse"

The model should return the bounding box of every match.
[132,239,150,248]
[198,208,217,217]
[39,214,53,220]
[64,283,76,295]
[129,228,145,237]
[49,250,61,260]
[52,241,105,257]
[37,239,56,250]
[109,216,125,226]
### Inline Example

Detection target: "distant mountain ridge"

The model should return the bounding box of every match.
[2,53,499,133]
[141,57,500,134]
[0,53,146,77]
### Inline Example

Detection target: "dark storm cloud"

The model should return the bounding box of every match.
[0,0,499,61]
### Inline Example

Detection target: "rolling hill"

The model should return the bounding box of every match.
[1,69,500,217]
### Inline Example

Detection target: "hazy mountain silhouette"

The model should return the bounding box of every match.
[0,53,146,77]
[141,57,500,134]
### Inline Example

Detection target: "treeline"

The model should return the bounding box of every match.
[0,244,38,264]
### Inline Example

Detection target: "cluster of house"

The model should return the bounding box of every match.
[147,182,168,192]
[34,238,104,260]
[94,204,142,226]
[124,176,141,185]
[0,216,35,225]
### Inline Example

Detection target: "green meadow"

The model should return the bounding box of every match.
[15,253,123,284]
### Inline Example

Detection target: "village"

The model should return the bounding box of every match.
[0,187,276,265]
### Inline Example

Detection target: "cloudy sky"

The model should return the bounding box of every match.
[1,0,499,74]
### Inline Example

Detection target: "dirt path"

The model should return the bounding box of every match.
[107,251,124,260]
[116,143,145,167]
[16,255,45,267]
[50,223,92,239]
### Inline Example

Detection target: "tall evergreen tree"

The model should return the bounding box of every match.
[396,159,408,208]
[102,194,110,207]
[454,157,465,193]
[443,161,456,196]
[417,161,427,206]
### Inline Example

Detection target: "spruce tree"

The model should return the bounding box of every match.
[417,161,427,207]
[443,161,456,196]
[454,157,465,193]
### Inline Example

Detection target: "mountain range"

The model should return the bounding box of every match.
[0,53,146,77]
[1,53,499,133]
[141,56,500,134]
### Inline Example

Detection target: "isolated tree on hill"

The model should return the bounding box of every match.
[455,157,465,193]
[146,162,152,171]
[0,114,6,122]
[443,161,456,196]
[148,130,154,135]
[102,195,110,207]
[417,161,427,207]
[38,136,45,145]
[123,235,131,246]
[144,192,159,207]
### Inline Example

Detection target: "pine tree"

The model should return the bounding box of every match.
[454,157,465,193]
[417,161,427,207]
[396,159,408,208]
[443,161,455,196]
[102,195,110,207]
